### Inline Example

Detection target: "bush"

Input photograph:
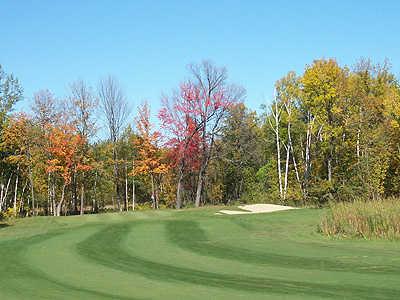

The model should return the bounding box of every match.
[319,198,400,239]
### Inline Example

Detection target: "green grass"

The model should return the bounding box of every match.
[0,208,400,299]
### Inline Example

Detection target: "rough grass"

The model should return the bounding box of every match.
[320,198,400,239]
[0,208,399,299]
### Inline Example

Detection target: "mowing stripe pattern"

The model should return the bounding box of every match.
[0,209,399,299]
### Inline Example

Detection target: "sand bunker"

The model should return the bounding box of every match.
[217,203,298,215]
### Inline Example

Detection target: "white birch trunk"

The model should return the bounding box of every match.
[269,100,283,198]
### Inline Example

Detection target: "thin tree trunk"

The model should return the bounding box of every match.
[13,166,20,217]
[52,180,56,216]
[327,157,332,182]
[176,164,184,209]
[0,183,3,212]
[151,174,156,209]
[113,144,121,212]
[195,165,205,207]
[291,144,302,189]
[195,131,207,208]
[125,161,128,211]
[356,106,362,162]
[304,111,313,194]
[283,104,293,200]
[132,176,135,211]
[93,170,97,212]
[0,175,12,212]
[56,184,66,217]
[47,173,51,216]
[73,171,78,214]
[20,180,28,214]
[80,181,84,215]
[269,101,283,198]
[29,166,35,216]
[131,160,135,211]
[283,143,290,200]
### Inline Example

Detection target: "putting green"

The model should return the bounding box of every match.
[0,208,399,299]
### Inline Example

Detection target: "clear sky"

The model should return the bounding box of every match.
[1,0,400,119]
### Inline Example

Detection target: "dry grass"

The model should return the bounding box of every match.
[319,198,400,239]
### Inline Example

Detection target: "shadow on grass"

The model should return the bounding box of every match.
[0,223,10,229]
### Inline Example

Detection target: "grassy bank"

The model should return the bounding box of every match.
[320,198,400,239]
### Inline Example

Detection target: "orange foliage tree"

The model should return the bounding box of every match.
[46,124,91,216]
[132,102,168,209]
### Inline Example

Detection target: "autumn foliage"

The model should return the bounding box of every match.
[46,124,91,184]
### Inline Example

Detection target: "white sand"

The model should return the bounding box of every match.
[218,210,251,215]
[216,203,298,215]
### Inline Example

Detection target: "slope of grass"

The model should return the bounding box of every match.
[0,208,399,299]
[320,199,400,239]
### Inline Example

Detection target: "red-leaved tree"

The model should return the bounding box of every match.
[159,61,245,207]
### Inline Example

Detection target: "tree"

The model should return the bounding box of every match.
[301,59,347,184]
[159,88,202,209]
[268,96,283,199]
[0,65,23,129]
[160,61,244,207]
[0,65,23,215]
[32,90,59,128]
[98,76,129,212]
[132,102,168,209]
[217,103,264,202]
[188,61,245,207]
[46,124,91,216]
[275,72,302,199]
[1,114,35,216]
[69,80,97,215]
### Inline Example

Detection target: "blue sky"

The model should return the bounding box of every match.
[1,0,400,120]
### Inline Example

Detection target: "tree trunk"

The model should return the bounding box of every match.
[327,157,332,182]
[195,165,205,207]
[56,184,66,217]
[132,176,135,211]
[356,106,362,162]
[290,144,302,190]
[270,101,283,198]
[13,165,20,217]
[151,174,156,209]
[125,161,128,211]
[29,166,35,216]
[93,170,97,212]
[112,144,121,212]
[47,173,51,216]
[20,180,28,215]
[131,160,135,211]
[80,182,84,215]
[327,138,333,182]
[72,171,78,214]
[176,165,184,209]
[283,143,290,200]
[52,181,56,216]
[0,175,12,212]
[304,111,313,195]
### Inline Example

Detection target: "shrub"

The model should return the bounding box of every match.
[319,198,400,240]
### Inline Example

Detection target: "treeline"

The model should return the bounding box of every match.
[0,58,399,217]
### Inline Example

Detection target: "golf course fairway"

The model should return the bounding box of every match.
[0,208,399,299]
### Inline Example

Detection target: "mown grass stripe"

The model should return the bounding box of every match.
[76,222,399,299]
[165,220,399,274]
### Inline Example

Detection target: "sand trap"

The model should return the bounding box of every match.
[218,210,251,215]
[216,203,298,215]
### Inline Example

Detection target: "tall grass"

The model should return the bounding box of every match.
[319,198,400,240]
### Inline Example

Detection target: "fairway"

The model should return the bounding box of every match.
[0,208,399,299]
